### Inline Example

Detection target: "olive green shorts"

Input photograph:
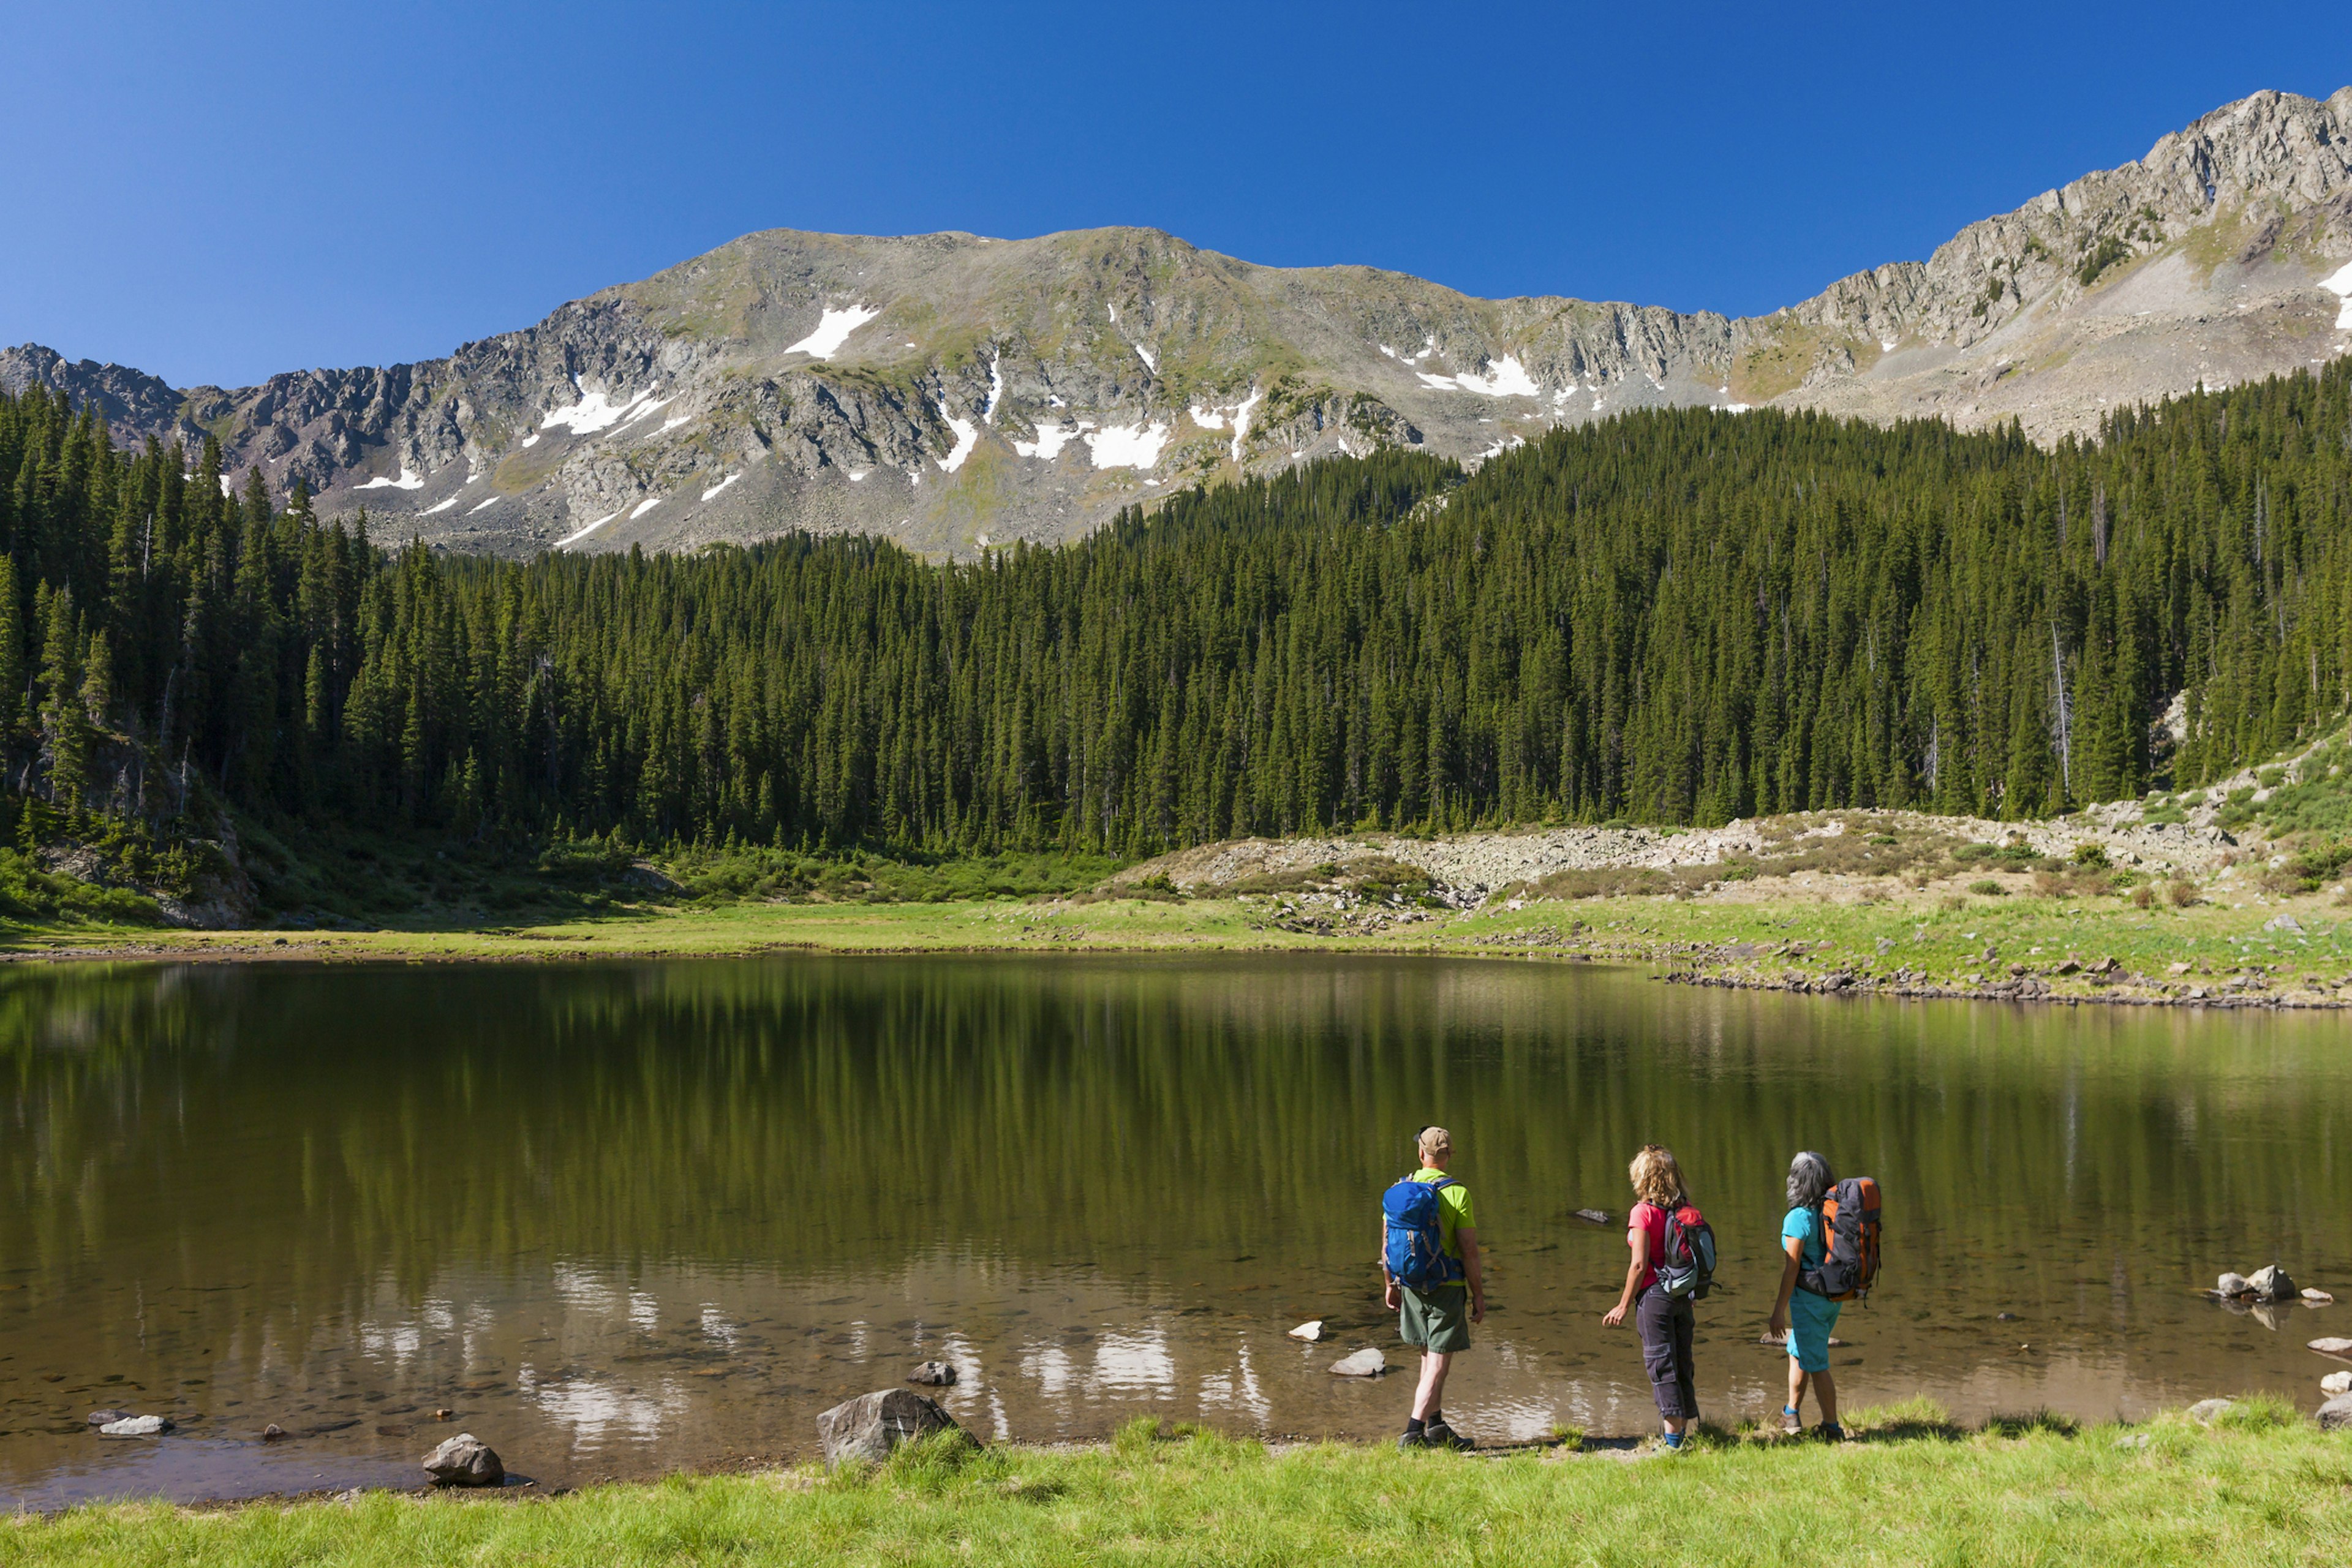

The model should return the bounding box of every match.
[1399,1283,1472,1354]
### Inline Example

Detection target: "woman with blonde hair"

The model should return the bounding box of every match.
[1600,1144,1699,1450]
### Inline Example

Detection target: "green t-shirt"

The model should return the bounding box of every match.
[1406,1167,1476,1270]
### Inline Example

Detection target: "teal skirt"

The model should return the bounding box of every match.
[1787,1289,1841,1372]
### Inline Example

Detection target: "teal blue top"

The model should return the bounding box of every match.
[1782,1204,1826,1265]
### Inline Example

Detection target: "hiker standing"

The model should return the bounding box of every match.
[1768,1150,1845,1441]
[1600,1144,1709,1452]
[1380,1126,1483,1450]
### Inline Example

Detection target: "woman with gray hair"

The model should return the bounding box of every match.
[1765,1151,1844,1441]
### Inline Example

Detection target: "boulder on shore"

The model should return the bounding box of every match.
[421,1433,505,1487]
[817,1389,966,1465]
[2187,1398,2234,1424]
[2320,1393,2352,1431]
[2249,1264,2297,1303]
[1329,1347,1388,1378]
[2321,1371,2352,1396]
[907,1361,957,1387]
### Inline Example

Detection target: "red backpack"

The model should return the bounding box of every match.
[1796,1177,1882,1302]
[1657,1203,1717,1300]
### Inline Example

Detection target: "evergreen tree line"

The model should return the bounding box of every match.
[1,361,2348,859]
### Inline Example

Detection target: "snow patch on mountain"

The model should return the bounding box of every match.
[1419,355,1540,398]
[2322,260,2352,330]
[701,472,741,502]
[1014,422,1076,461]
[937,408,979,472]
[555,511,619,549]
[1227,386,1261,464]
[356,467,425,491]
[785,304,880,360]
[1084,421,1169,470]
[541,381,665,437]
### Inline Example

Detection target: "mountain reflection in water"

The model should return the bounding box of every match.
[1,953,2347,1506]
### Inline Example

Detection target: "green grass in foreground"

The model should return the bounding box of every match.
[12,1403,2350,1567]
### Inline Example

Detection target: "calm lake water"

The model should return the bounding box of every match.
[1,953,2347,1506]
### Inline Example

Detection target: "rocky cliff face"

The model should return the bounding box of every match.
[7,86,2350,559]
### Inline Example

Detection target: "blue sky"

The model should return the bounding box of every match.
[2,1,2344,388]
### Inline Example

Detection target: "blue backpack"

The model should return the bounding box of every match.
[1382,1176,1465,1289]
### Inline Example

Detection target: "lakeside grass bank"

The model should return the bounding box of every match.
[3,876,2345,1011]
[12,1402,2351,1566]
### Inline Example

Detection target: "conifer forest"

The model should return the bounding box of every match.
[1,364,2348,863]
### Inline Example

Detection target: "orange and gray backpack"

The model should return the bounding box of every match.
[1796,1177,1882,1303]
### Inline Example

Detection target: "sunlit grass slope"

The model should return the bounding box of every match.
[13,1403,2352,1567]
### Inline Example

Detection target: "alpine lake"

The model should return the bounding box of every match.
[2,952,2346,1507]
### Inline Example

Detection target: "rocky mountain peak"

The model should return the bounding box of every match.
[6,86,2348,559]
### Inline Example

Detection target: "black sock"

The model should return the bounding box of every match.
[1404,1417,1425,1435]
[1426,1409,1442,1428]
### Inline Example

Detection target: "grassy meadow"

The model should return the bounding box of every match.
[10,1403,2351,1566]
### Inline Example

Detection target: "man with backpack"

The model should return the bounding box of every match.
[1381,1126,1484,1450]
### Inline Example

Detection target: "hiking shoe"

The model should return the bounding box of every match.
[1396,1428,1429,1452]
[1779,1406,1803,1435]
[1818,1422,1846,1444]
[1421,1421,1474,1451]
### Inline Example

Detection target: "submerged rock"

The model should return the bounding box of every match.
[1329,1348,1388,1378]
[907,1361,957,1387]
[421,1432,505,1487]
[1573,1208,1613,1226]
[98,1415,173,1437]
[86,1409,133,1426]
[262,1423,288,1442]
[817,1389,965,1465]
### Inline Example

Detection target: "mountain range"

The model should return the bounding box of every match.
[6,85,2351,559]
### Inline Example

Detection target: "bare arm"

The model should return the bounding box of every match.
[1381,1216,1400,1310]
[1458,1226,1484,1323]
[1766,1232,1804,1338]
[1601,1227,1644,1326]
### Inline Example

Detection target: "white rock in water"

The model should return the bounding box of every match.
[1328,1347,1387,1378]
[2217,1272,2250,1297]
[2248,1264,2297,1302]
[2304,1288,2337,1305]
[2310,1336,2352,1357]
[98,1415,172,1437]
[2321,1371,2352,1395]
[1287,1321,1324,1341]
[2187,1398,2234,1423]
